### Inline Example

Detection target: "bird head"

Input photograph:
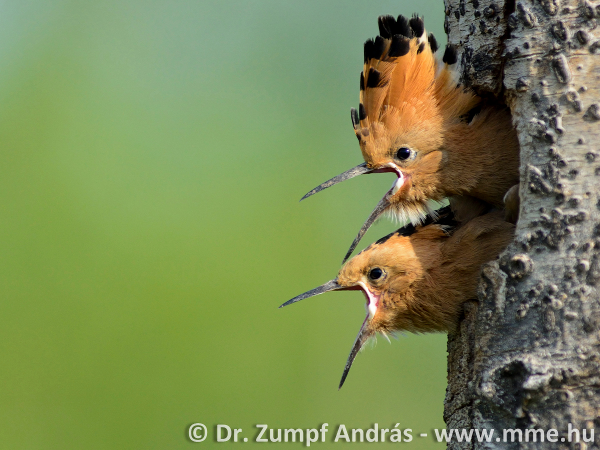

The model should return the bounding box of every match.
[301,14,480,261]
[280,207,456,388]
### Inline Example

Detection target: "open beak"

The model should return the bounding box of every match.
[301,162,399,201]
[281,278,382,390]
[338,280,383,388]
[301,162,405,263]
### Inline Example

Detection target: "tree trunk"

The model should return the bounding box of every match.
[443,0,600,448]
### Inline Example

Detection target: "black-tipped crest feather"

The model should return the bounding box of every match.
[373,36,386,59]
[442,44,458,64]
[395,206,456,235]
[377,15,396,38]
[358,103,366,120]
[428,33,438,53]
[364,38,377,63]
[395,15,412,38]
[409,15,425,37]
[366,68,382,88]
[350,108,359,128]
[355,206,456,259]
[388,35,410,57]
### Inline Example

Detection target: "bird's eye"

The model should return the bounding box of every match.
[396,147,414,161]
[368,268,383,280]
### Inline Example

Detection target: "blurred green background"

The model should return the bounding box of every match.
[0,1,449,448]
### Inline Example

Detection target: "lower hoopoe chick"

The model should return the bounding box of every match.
[280,209,514,388]
[300,14,519,262]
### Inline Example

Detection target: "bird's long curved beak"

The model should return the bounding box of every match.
[339,313,373,389]
[281,279,380,389]
[301,163,372,201]
[301,162,403,262]
[301,163,396,201]
[342,194,392,263]
[279,279,360,308]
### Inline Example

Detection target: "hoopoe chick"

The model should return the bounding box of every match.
[301,14,519,261]
[280,209,514,388]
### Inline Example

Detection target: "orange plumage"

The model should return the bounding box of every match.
[281,208,514,388]
[302,14,519,261]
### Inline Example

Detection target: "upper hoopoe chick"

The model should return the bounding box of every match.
[280,209,514,388]
[301,14,519,261]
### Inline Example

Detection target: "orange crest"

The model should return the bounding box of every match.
[350,15,479,166]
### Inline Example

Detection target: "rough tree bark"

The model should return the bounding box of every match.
[443,0,600,448]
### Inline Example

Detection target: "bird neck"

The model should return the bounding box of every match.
[440,107,520,207]
[386,239,462,333]
[411,267,467,333]
[421,211,515,331]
